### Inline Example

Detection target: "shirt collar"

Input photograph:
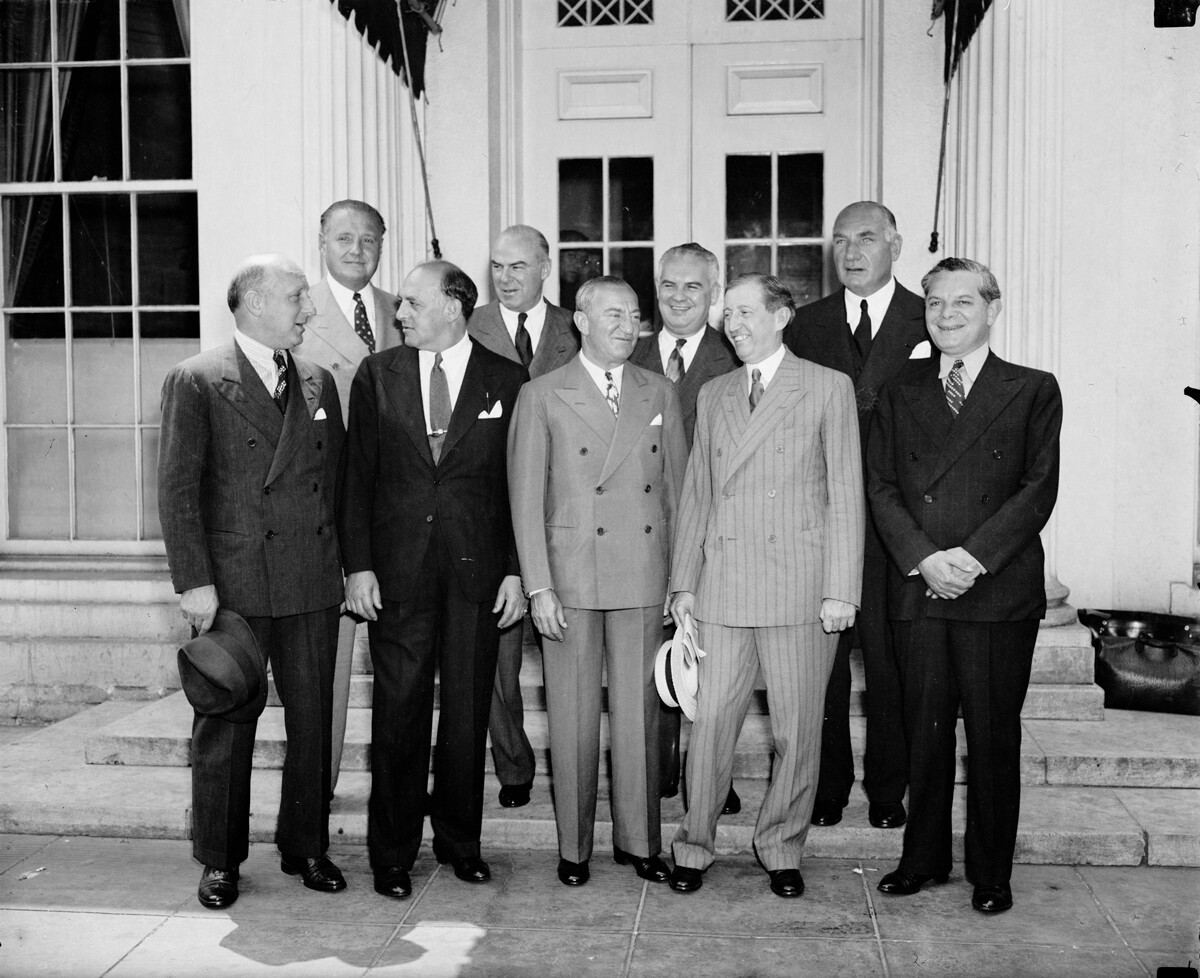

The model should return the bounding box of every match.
[579,351,624,392]
[744,343,787,388]
[938,343,990,381]
[418,329,472,369]
[843,277,897,337]
[327,275,374,311]
[499,298,547,334]
[657,326,703,364]
[234,328,277,363]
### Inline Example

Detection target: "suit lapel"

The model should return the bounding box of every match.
[598,365,655,485]
[385,347,436,468]
[214,344,285,443]
[812,290,858,378]
[373,288,400,351]
[530,302,577,377]
[553,357,616,443]
[471,305,519,364]
[722,354,807,485]
[306,279,366,364]
[441,343,496,462]
[860,286,928,393]
[265,355,321,485]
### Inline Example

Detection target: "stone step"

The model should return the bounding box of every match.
[0,637,180,692]
[85,692,1199,790]
[0,602,187,641]
[0,569,176,604]
[6,703,1199,866]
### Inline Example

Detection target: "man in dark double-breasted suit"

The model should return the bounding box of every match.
[868,258,1062,915]
[784,201,930,832]
[339,260,527,901]
[468,224,579,810]
[158,254,347,910]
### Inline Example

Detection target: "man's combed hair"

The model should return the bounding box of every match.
[425,260,479,321]
[227,262,271,314]
[726,272,796,323]
[658,242,720,286]
[501,224,551,261]
[922,257,1002,304]
[320,199,386,238]
[574,275,629,317]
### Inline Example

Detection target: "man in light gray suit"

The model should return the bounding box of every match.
[668,273,864,898]
[469,224,579,809]
[294,199,400,791]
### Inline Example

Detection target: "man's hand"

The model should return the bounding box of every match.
[820,597,856,634]
[345,571,383,621]
[531,588,568,642]
[493,575,527,629]
[669,591,696,632]
[917,551,979,600]
[181,585,219,635]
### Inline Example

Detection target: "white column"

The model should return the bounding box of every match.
[943,2,1074,625]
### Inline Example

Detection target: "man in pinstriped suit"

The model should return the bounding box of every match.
[667,273,865,898]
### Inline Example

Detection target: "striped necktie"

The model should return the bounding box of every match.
[945,359,965,416]
[272,350,288,413]
[604,371,620,416]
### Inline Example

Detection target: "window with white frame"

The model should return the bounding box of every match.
[1,0,195,547]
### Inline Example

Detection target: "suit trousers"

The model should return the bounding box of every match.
[488,615,537,787]
[191,606,339,869]
[367,532,502,871]
[674,621,836,872]
[893,616,1039,885]
[816,549,908,807]
[329,612,358,790]
[542,605,662,863]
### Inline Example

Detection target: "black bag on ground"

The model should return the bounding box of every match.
[1079,609,1200,716]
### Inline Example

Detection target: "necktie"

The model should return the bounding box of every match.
[853,298,872,359]
[665,337,685,384]
[749,367,764,412]
[945,359,965,416]
[352,292,375,353]
[604,371,620,417]
[429,352,451,462]
[514,311,533,368]
[272,350,288,414]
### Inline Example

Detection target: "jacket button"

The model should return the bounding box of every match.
[426,514,434,523]
[644,525,652,533]
[716,448,722,457]
[923,494,933,504]
[595,486,604,495]
[316,441,323,450]
[776,445,784,453]
[313,483,319,492]
[263,486,271,495]
[247,438,256,448]
[331,362,340,370]
[265,530,275,539]
[981,494,989,503]
[993,449,1003,459]
[723,491,732,499]
[597,527,605,536]
[651,445,658,453]
[316,526,323,535]
[909,452,920,461]
[644,485,651,493]
[768,534,777,543]
[767,489,776,498]
[580,447,588,455]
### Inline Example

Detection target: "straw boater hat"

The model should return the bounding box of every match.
[654,615,705,721]
[177,608,267,724]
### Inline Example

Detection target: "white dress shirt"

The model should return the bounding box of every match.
[743,342,787,395]
[656,327,705,373]
[418,331,472,434]
[579,351,624,400]
[843,277,897,340]
[938,343,990,399]
[234,329,283,396]
[499,299,547,356]
[327,277,378,340]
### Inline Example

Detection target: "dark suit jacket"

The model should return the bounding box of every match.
[157,343,345,618]
[338,339,527,605]
[629,326,739,447]
[468,299,579,380]
[866,351,1062,622]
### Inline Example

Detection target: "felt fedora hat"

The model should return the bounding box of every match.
[653,617,705,721]
[177,608,266,723]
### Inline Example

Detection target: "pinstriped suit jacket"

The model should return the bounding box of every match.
[671,350,865,627]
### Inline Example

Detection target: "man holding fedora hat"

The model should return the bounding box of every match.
[159,254,347,909]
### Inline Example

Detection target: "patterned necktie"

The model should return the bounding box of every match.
[666,337,685,384]
[749,367,764,412]
[853,298,872,359]
[272,350,288,414]
[604,371,620,417]
[945,359,965,416]
[352,292,375,353]
[514,311,533,368]
[429,352,451,462]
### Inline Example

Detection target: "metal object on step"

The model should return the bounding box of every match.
[1078,609,1200,716]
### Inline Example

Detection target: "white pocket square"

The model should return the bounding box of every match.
[313,407,328,421]
[650,413,663,426]
[478,400,503,420]
[909,340,933,359]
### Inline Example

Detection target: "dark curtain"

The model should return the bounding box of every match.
[330,0,436,98]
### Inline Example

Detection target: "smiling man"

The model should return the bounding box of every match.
[668,272,864,900]
[158,254,347,909]
[867,258,1061,915]
[508,275,687,888]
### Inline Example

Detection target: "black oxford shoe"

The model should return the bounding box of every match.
[972,882,1013,914]
[613,847,670,883]
[198,865,239,909]
[444,854,492,883]
[498,782,532,808]
[768,869,805,898]
[810,800,844,826]
[722,786,742,816]
[868,802,908,829]
[280,853,347,892]
[557,858,590,886]
[668,865,703,893]
[373,865,413,899]
[877,870,949,896]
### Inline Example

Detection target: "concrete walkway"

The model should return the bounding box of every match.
[1,834,1198,977]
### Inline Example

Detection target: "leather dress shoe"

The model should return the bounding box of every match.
[722,786,742,816]
[198,865,239,909]
[668,865,703,893]
[498,782,532,808]
[868,802,907,829]
[972,882,1013,913]
[768,869,805,898]
[557,858,590,886]
[613,847,670,883]
[810,800,844,826]
[876,870,949,896]
[280,853,347,892]
[373,865,412,899]
[437,853,491,883]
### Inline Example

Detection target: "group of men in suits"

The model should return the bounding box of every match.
[158,194,1058,915]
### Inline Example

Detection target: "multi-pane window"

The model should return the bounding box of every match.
[1,0,195,545]
[726,0,824,21]
[725,152,824,308]
[558,157,656,322]
[558,0,654,27]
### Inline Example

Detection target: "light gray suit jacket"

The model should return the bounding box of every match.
[294,277,401,419]
[468,299,579,380]
[672,350,865,627]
